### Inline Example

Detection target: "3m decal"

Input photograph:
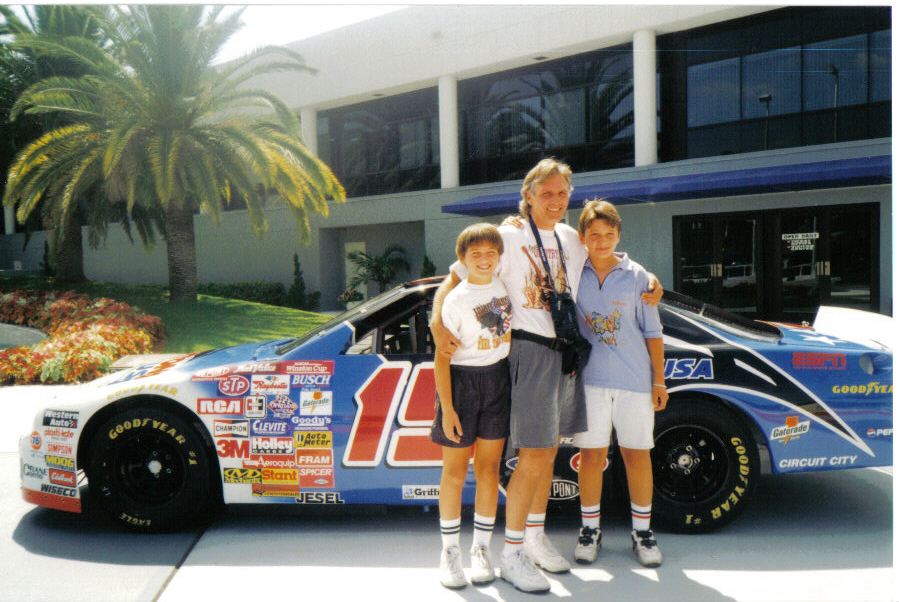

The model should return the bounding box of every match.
[216,438,250,459]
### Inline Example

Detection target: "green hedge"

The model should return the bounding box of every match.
[198,281,286,306]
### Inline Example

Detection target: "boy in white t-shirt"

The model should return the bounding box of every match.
[432,223,513,589]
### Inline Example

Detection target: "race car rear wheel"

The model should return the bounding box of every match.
[86,407,214,531]
[651,397,759,533]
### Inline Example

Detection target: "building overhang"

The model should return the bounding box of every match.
[441,155,892,216]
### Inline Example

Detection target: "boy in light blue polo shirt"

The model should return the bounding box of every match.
[571,199,668,568]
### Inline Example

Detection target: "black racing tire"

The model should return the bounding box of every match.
[651,397,759,533]
[86,407,214,531]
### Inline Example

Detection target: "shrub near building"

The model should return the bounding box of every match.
[0,289,164,384]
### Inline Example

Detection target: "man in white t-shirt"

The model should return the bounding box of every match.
[431,158,662,593]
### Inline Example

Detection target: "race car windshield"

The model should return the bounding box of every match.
[661,290,782,342]
[275,285,412,355]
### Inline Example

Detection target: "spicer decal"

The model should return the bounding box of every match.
[42,410,78,429]
[298,466,334,488]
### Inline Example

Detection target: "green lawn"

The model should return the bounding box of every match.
[0,274,332,353]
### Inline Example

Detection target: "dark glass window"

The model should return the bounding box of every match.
[663,7,891,161]
[317,88,439,198]
[460,45,634,186]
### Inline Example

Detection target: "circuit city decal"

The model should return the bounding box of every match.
[779,455,858,469]
[770,417,810,444]
[664,358,713,380]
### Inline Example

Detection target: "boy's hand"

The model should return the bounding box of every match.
[652,384,668,411]
[442,409,463,443]
[431,320,461,357]
[500,215,525,229]
[642,274,664,306]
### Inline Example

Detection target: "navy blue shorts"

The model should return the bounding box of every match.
[430,358,511,448]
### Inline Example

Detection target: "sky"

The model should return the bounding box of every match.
[215,4,406,64]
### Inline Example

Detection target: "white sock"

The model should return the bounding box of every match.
[524,513,545,541]
[441,516,461,549]
[502,529,525,558]
[631,503,652,531]
[473,513,495,548]
[581,503,600,530]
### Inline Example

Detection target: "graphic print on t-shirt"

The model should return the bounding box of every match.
[585,309,622,348]
[473,295,512,350]
[519,244,569,311]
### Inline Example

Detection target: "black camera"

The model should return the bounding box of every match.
[545,289,591,374]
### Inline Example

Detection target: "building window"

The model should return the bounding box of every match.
[317,88,439,198]
[663,6,891,160]
[459,45,634,186]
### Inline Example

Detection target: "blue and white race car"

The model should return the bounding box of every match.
[19,278,893,532]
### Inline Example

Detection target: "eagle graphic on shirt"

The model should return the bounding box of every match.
[473,295,513,350]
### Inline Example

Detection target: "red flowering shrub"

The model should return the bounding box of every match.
[0,289,164,385]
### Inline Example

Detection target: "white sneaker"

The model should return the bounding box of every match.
[500,548,551,593]
[573,526,601,564]
[524,532,571,573]
[631,529,662,567]
[469,544,495,585]
[439,545,467,589]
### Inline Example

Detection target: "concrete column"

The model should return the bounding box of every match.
[438,75,459,188]
[633,29,658,167]
[300,107,318,157]
[4,205,14,235]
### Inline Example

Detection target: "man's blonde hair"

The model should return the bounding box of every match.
[578,199,622,236]
[456,222,504,258]
[518,158,573,218]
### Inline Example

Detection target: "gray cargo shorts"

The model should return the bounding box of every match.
[508,336,587,448]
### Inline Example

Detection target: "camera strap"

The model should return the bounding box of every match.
[527,216,570,295]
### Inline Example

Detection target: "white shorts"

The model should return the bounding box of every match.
[571,386,655,450]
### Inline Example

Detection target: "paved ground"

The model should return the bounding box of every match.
[1,385,894,602]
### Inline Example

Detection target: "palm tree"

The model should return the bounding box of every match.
[0,5,108,281]
[347,244,410,293]
[4,5,345,301]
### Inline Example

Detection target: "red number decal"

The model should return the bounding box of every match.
[397,363,437,425]
[343,363,410,466]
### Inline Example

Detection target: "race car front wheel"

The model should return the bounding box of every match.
[86,407,214,531]
[651,397,759,533]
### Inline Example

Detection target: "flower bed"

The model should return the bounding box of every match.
[0,289,164,385]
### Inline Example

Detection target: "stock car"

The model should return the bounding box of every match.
[19,277,893,533]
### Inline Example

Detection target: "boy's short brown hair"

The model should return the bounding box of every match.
[456,222,504,258]
[578,199,622,236]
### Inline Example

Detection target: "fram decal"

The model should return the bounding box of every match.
[792,352,846,370]
[664,358,714,380]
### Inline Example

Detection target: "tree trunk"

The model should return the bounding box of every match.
[54,204,85,283]
[164,200,198,302]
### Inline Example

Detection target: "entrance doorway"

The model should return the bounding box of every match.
[673,203,879,323]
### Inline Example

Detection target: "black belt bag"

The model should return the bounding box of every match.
[511,329,591,375]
